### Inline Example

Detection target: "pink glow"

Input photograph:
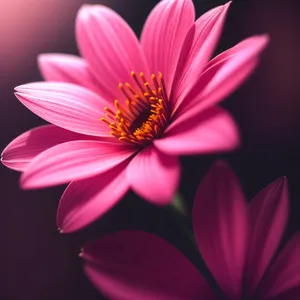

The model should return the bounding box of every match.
[0,0,118,74]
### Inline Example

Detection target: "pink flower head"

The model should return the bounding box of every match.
[1,1,268,232]
[82,162,300,300]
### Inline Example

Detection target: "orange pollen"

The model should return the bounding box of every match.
[100,71,169,145]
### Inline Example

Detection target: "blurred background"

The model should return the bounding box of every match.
[1,0,300,299]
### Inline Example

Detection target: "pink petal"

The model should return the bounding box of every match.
[171,35,269,128]
[76,5,149,102]
[57,161,129,233]
[20,141,134,189]
[193,161,248,299]
[266,288,300,300]
[15,82,113,137]
[246,177,289,293]
[154,107,239,155]
[196,35,268,106]
[82,231,216,300]
[203,32,263,71]
[140,0,195,95]
[257,233,300,300]
[38,54,100,94]
[126,146,180,205]
[1,125,93,172]
[172,2,231,108]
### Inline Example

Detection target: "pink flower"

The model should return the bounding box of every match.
[82,162,300,300]
[1,1,268,232]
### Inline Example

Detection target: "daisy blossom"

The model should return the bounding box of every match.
[2,1,268,232]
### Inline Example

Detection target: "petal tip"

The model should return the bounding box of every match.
[206,160,239,186]
[56,218,73,234]
[1,158,9,168]
[14,92,29,105]
[259,33,270,45]
[37,53,58,67]
[76,4,94,23]
[56,212,70,234]
[78,3,107,17]
[78,4,91,12]
[223,1,232,9]
[57,227,65,234]
[37,53,49,62]
[251,34,270,52]
[14,86,22,93]
[210,159,231,172]
[0,158,10,170]
[14,83,37,93]
[130,182,175,206]
[79,246,90,260]
[19,173,38,190]
[19,176,30,190]
[273,176,288,190]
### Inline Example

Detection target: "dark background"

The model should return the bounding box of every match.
[1,0,300,299]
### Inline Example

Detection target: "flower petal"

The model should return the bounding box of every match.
[172,2,231,108]
[38,54,100,93]
[82,230,215,300]
[246,177,289,293]
[155,107,239,155]
[195,35,268,107]
[126,146,180,205]
[57,161,129,233]
[171,35,269,127]
[267,288,300,300]
[76,5,149,102]
[193,161,248,299]
[15,82,112,137]
[257,233,300,300]
[141,0,195,95]
[21,140,134,189]
[1,125,92,172]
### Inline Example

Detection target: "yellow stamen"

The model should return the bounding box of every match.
[100,71,169,146]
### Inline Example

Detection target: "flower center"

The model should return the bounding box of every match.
[101,71,169,146]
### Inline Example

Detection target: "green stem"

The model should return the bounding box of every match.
[168,193,197,248]
[170,193,188,217]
